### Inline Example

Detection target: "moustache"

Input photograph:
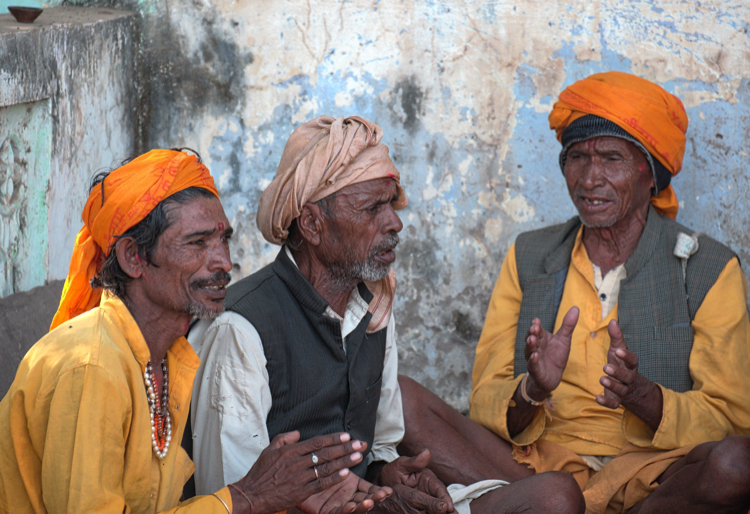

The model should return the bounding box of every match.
[574,187,616,202]
[370,232,400,255]
[190,271,232,290]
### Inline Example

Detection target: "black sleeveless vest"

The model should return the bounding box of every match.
[511,206,736,392]
[224,248,387,477]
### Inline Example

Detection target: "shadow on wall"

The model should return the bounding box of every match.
[0,280,63,397]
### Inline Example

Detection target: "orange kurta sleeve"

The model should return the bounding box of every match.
[470,243,547,445]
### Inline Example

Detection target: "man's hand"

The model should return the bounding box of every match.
[297,472,392,514]
[524,307,579,401]
[596,320,663,431]
[374,450,453,514]
[231,431,371,514]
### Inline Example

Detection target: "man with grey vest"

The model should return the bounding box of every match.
[398,72,750,514]
[188,115,586,514]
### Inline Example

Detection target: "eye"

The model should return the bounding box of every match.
[189,239,206,247]
[221,234,232,244]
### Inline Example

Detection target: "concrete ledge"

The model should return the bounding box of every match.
[0,280,63,397]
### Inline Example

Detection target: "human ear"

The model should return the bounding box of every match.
[296,203,324,247]
[115,237,145,279]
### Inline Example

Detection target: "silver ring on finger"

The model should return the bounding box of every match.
[311,452,319,465]
[314,465,319,479]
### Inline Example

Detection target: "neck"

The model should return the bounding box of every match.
[292,247,357,317]
[582,205,649,276]
[122,289,190,374]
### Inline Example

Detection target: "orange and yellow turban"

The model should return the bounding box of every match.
[50,150,218,331]
[549,71,688,219]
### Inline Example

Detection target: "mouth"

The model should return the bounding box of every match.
[191,272,231,300]
[373,247,397,265]
[578,195,614,212]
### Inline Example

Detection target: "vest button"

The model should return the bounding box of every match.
[590,332,597,338]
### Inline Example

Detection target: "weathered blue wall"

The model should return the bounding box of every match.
[38,0,750,408]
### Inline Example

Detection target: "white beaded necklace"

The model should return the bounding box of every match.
[144,359,172,459]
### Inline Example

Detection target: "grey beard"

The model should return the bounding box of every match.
[331,232,399,286]
[186,301,225,319]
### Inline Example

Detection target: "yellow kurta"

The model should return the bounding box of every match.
[471,228,750,455]
[0,295,233,514]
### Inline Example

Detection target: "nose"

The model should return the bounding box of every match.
[579,157,606,189]
[382,204,403,234]
[208,239,232,273]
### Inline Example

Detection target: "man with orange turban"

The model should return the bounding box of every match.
[397,72,750,514]
[0,149,381,514]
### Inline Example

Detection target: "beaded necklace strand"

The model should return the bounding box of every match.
[144,359,172,459]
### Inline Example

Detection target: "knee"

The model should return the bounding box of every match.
[531,471,585,514]
[398,375,439,417]
[700,435,750,506]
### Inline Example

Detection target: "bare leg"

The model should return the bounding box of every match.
[397,375,534,485]
[470,472,585,514]
[627,435,750,514]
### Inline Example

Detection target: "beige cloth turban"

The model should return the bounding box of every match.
[257,115,407,245]
[257,115,407,334]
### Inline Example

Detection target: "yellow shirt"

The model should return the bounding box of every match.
[471,228,750,456]
[0,294,233,514]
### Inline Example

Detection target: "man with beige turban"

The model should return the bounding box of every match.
[396,72,750,514]
[188,116,585,514]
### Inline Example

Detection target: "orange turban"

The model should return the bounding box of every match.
[257,115,407,334]
[549,71,688,219]
[50,150,218,331]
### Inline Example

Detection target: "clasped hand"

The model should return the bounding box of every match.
[232,431,391,514]
[374,450,454,514]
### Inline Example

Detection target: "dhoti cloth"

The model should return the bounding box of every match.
[512,439,695,514]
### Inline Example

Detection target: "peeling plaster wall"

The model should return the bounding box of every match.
[0,7,138,289]
[45,0,750,409]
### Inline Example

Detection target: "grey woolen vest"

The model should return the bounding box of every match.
[224,248,387,477]
[512,206,736,392]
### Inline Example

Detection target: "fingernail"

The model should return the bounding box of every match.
[351,452,362,461]
[439,503,445,510]
[340,468,350,476]
[352,440,363,450]
[616,349,626,357]
[340,433,351,442]
[604,365,614,374]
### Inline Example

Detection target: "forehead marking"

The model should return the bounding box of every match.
[218,222,225,231]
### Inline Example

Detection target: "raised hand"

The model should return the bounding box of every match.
[298,472,392,514]
[230,431,373,514]
[596,320,663,431]
[374,450,454,514]
[524,307,579,401]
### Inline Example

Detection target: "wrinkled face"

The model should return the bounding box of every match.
[141,195,233,319]
[564,136,654,229]
[321,177,403,284]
